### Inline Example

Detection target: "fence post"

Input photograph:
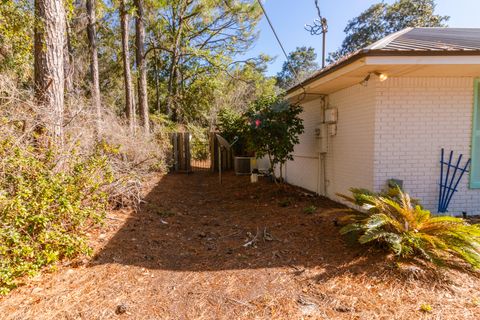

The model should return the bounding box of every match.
[185,132,191,173]
[173,132,179,172]
[209,132,215,172]
[218,146,222,183]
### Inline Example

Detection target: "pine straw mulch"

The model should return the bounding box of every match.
[1,171,480,319]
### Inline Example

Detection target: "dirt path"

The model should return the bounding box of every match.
[1,172,479,319]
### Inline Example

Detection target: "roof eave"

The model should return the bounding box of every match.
[286,49,480,95]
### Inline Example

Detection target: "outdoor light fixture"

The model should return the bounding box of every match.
[375,72,388,82]
[361,72,388,86]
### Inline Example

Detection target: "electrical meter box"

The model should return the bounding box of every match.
[325,108,338,123]
[315,123,328,139]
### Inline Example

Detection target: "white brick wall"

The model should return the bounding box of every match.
[373,77,480,215]
[284,83,376,200]
[327,83,376,200]
[283,99,322,193]
[286,76,480,215]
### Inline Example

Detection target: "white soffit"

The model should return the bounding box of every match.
[287,55,480,101]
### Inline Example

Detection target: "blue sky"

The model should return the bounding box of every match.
[246,0,480,75]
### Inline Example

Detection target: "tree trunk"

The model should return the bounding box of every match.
[86,0,102,135]
[267,152,277,184]
[34,0,66,142]
[120,0,134,133]
[153,47,161,113]
[166,1,186,122]
[279,162,284,182]
[167,52,177,121]
[134,0,149,133]
[64,18,74,94]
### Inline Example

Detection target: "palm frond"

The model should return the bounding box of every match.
[339,223,363,235]
[338,188,480,269]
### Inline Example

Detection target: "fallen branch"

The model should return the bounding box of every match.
[243,227,260,247]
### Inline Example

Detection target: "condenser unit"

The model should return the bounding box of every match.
[234,156,252,175]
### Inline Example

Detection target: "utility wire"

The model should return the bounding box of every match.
[315,0,324,22]
[257,0,324,105]
[257,0,298,79]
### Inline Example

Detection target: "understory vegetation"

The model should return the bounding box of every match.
[0,141,111,294]
[339,188,480,268]
[0,77,167,294]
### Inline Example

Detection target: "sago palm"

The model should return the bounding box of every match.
[338,188,480,268]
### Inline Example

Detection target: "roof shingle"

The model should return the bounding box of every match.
[367,28,480,51]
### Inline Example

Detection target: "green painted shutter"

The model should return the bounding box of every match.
[471,79,480,188]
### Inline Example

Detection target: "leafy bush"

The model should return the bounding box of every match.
[338,188,480,268]
[217,108,250,156]
[245,95,304,180]
[0,139,114,294]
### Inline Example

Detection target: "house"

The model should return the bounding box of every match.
[284,28,480,215]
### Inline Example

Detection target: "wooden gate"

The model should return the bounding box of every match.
[170,131,212,173]
[170,131,233,173]
[170,132,191,173]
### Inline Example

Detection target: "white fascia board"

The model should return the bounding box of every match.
[286,88,303,100]
[366,55,480,65]
[286,59,366,99]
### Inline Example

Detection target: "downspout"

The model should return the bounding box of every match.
[319,95,328,196]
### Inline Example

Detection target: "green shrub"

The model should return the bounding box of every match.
[338,188,480,268]
[304,205,317,214]
[245,95,304,180]
[0,139,113,294]
[217,107,250,156]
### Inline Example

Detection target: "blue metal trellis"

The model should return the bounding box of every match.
[438,148,471,213]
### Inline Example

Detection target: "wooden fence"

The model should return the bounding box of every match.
[170,132,233,173]
[170,132,192,173]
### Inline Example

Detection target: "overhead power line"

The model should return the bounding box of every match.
[256,0,298,79]
[257,0,324,105]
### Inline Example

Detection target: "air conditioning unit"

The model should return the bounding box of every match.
[234,156,252,175]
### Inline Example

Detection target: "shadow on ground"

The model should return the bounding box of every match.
[92,171,374,273]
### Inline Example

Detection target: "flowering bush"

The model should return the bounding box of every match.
[246,95,304,180]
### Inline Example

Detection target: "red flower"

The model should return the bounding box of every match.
[255,119,261,128]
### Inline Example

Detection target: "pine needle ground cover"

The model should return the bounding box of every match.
[1,173,479,319]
